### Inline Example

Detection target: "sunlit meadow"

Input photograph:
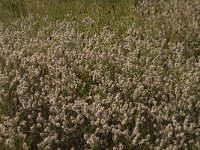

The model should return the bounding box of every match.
[0,0,200,149]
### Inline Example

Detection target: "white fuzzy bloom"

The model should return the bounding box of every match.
[1,6,200,149]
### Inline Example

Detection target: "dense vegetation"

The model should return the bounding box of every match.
[0,0,200,149]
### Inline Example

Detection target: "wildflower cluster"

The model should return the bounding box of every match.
[0,1,200,149]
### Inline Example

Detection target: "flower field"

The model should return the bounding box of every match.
[0,0,200,149]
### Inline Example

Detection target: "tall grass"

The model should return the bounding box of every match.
[0,0,134,34]
[0,0,27,17]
